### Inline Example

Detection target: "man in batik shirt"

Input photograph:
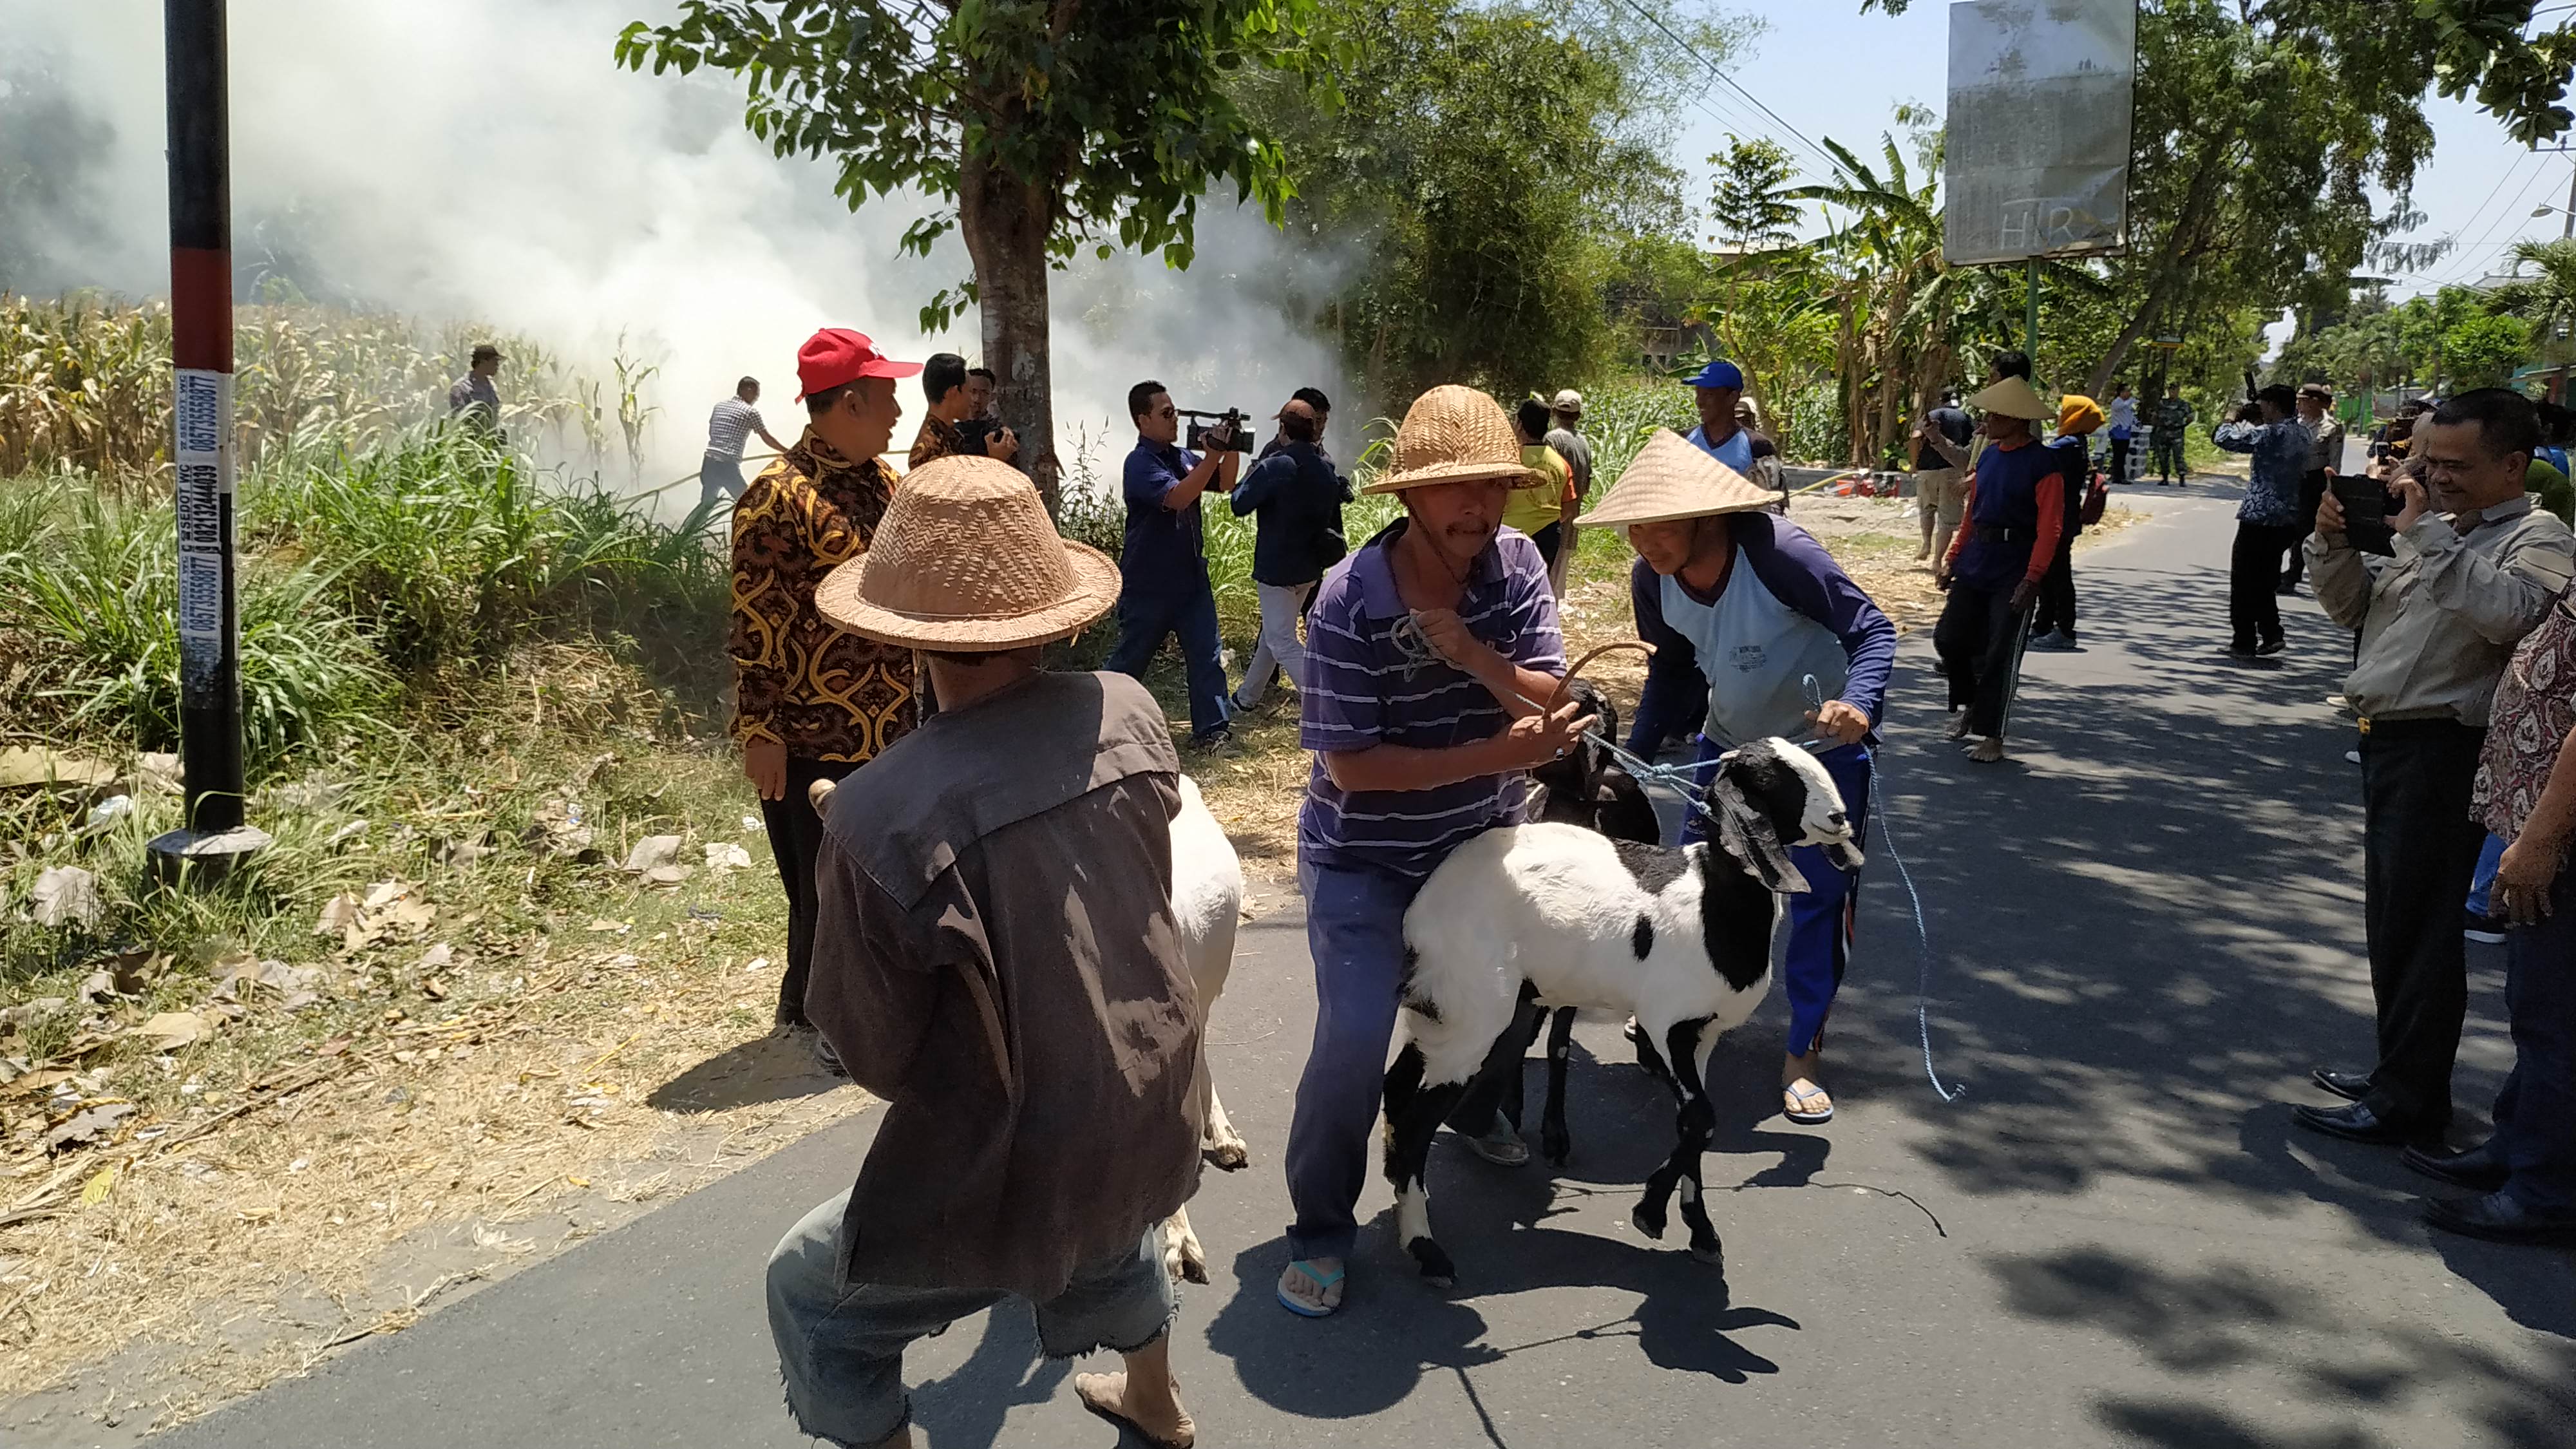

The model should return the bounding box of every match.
[732,328,922,1068]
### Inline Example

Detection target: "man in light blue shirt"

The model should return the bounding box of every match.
[1681,359,1757,475]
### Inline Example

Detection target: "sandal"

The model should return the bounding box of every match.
[1276,1259,1345,1318]
[1783,1079,1835,1124]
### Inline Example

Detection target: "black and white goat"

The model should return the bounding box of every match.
[1379,738,1862,1283]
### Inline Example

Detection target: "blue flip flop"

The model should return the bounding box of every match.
[1276,1260,1345,1318]
[1784,1079,1835,1124]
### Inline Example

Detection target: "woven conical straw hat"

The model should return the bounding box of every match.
[1573,428,1775,528]
[814,454,1121,650]
[1362,384,1536,494]
[1966,375,2052,421]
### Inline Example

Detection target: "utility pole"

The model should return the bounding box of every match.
[149,0,269,886]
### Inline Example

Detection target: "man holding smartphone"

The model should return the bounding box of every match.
[2294,389,2575,1148]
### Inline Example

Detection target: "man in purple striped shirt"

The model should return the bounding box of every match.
[1278,386,1593,1319]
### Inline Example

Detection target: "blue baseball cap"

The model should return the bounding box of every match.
[1682,359,1745,391]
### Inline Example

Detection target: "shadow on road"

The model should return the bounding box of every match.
[644,1030,842,1112]
[1990,1241,2576,1447]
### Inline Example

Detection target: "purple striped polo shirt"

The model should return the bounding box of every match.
[1298,522,1566,878]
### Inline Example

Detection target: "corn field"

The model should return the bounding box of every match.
[2,292,616,487]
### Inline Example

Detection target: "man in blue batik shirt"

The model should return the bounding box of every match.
[2214,383,2309,657]
[1681,359,1758,476]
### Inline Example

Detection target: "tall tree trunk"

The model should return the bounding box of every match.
[960,148,1061,511]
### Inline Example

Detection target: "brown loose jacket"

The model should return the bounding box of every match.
[806,670,1203,1299]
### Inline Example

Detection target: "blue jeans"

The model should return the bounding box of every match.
[1285,855,1426,1261]
[1105,583,1231,741]
[1682,739,1873,1057]
[766,1193,1174,1446]
[2468,833,2506,917]
[2493,862,2576,1213]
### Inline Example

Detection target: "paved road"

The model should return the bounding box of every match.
[153,490,2576,1448]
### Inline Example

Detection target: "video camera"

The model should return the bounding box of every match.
[1182,408,1253,455]
[956,415,1016,460]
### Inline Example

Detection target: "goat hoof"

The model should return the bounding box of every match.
[1408,1237,1456,1288]
[1182,1253,1211,1285]
[1203,1139,1250,1172]
[1631,1204,1668,1241]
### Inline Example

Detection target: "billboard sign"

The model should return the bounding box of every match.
[1943,0,2137,266]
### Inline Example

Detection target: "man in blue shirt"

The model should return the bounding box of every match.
[2213,384,2308,658]
[1682,359,1757,475]
[1107,380,1240,746]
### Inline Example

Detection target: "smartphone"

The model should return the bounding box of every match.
[2331,475,2400,556]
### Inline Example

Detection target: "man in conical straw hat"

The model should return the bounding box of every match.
[1278,384,1595,1318]
[1582,429,1897,1126]
[770,455,1203,1449]
[1933,374,2072,764]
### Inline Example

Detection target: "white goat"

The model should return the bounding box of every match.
[803,767,1249,1285]
[1161,772,1249,1285]
[1379,738,1862,1285]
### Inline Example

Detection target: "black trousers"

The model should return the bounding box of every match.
[1933,582,2030,737]
[2280,472,2328,587]
[2358,721,2486,1127]
[2030,541,2078,638]
[2494,861,2576,1211]
[2108,436,2132,488]
[2228,522,2297,648]
[1531,522,1564,568]
[762,756,858,1028]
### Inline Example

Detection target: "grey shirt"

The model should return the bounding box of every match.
[1545,426,1595,501]
[2307,493,2576,726]
[2305,415,2347,473]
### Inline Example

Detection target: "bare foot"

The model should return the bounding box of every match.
[1278,1256,1345,1316]
[1970,737,2005,764]
[1074,1370,1195,1449]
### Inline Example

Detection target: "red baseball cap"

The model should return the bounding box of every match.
[794,328,923,401]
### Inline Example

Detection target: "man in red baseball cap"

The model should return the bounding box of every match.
[731,327,925,1073]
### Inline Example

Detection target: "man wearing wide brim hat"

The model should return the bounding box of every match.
[1279,383,1593,1318]
[771,453,1204,1449]
[1932,372,2071,762]
[1583,428,1897,1126]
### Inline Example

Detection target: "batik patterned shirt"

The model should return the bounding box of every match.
[728,431,917,761]
[2476,585,2576,842]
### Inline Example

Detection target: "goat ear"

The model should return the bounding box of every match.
[1713,776,1811,895]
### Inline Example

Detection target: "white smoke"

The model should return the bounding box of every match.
[1,0,1352,495]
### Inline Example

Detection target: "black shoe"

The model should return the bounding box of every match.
[2423,1191,2576,1245]
[2464,909,2508,945]
[2402,1144,2509,1193]
[2311,1066,2373,1102]
[2255,638,2286,656]
[2228,642,2258,659]
[2292,1100,2444,1146]
[2275,582,2300,596]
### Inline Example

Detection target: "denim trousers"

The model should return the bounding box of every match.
[2493,862,2576,1212]
[2468,833,2507,916]
[1105,582,1231,741]
[1285,855,1426,1261]
[1681,739,1873,1057]
[765,1193,1174,1447]
[1232,579,1316,710]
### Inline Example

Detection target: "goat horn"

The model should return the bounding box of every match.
[1548,639,1658,709]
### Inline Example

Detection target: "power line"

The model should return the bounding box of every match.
[2429,148,2535,273]
[2434,158,2559,285]
[1599,0,1841,174]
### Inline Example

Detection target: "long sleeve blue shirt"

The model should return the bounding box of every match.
[2213,417,2307,527]
[1626,513,1897,758]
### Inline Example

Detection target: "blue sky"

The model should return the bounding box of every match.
[1683,1,2570,300]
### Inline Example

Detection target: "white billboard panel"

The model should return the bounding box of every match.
[1943,0,2137,265]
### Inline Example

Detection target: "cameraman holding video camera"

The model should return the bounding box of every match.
[907,352,1018,469]
[1108,380,1243,750]
[2293,389,2576,1150]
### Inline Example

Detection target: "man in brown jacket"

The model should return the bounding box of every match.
[770,453,1204,1449]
